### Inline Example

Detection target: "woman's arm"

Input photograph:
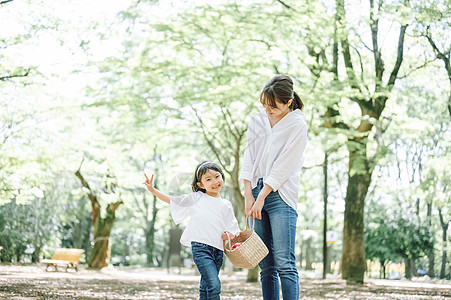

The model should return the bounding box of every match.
[248,183,273,220]
[143,174,170,204]
[243,179,255,217]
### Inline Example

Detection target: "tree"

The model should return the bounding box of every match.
[422,154,451,279]
[366,200,434,279]
[365,217,399,279]
[75,161,123,269]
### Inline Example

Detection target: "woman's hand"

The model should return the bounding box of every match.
[244,193,255,217]
[248,197,265,220]
[247,183,272,220]
[222,231,235,241]
[143,174,155,192]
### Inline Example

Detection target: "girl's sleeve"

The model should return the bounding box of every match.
[265,124,308,192]
[169,192,202,224]
[224,202,240,236]
[239,116,256,182]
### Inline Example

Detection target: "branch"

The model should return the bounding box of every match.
[107,200,123,214]
[246,39,274,50]
[0,69,30,81]
[192,108,228,171]
[396,59,436,79]
[425,27,451,118]
[75,161,100,225]
[438,208,449,230]
[0,0,13,5]
[219,104,240,139]
[370,0,384,88]
[425,26,449,63]
[336,0,361,92]
[387,24,407,89]
[75,159,90,190]
[124,187,147,220]
[276,0,291,9]
[351,44,371,94]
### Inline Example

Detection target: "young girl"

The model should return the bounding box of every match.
[143,161,240,300]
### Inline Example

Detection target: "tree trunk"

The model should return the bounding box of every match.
[381,261,386,279]
[326,244,333,274]
[32,240,41,263]
[87,201,122,269]
[246,266,259,282]
[231,171,245,221]
[427,202,435,278]
[405,258,412,280]
[341,141,371,284]
[439,209,449,279]
[440,250,448,279]
[405,257,416,280]
[146,197,158,266]
[305,237,314,270]
[323,151,328,279]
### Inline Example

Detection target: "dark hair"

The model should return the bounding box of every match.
[191,161,225,193]
[260,75,304,111]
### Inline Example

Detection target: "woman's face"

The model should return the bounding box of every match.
[262,97,292,119]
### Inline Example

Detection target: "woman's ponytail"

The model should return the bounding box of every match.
[262,75,304,111]
[291,91,304,111]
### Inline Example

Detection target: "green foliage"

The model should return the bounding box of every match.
[366,202,434,263]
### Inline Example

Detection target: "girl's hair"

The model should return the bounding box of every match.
[260,74,304,111]
[191,161,225,193]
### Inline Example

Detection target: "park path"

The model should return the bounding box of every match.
[0,264,450,299]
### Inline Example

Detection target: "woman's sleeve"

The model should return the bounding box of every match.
[224,202,240,236]
[239,116,255,182]
[264,124,308,192]
[169,192,202,225]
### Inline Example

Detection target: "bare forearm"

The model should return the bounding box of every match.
[257,184,272,201]
[243,180,253,197]
[148,187,170,204]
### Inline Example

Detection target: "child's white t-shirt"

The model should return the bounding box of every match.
[169,191,240,251]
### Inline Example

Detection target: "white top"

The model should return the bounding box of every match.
[239,109,308,210]
[170,191,240,251]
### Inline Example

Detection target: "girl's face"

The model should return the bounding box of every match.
[197,169,224,197]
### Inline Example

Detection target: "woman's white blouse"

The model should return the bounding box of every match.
[239,109,308,210]
[169,191,240,251]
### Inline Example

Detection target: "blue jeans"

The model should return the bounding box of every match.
[191,242,223,300]
[252,178,299,299]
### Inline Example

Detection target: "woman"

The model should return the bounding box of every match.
[239,75,307,299]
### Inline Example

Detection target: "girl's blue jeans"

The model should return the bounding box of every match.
[191,241,223,300]
[252,178,300,300]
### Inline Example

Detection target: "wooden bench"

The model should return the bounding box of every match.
[42,248,84,272]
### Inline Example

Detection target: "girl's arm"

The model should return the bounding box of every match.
[143,174,170,204]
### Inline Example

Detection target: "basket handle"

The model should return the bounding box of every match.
[246,217,256,230]
[226,218,256,250]
[225,231,232,251]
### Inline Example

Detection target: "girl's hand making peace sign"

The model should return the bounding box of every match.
[143,173,170,204]
[143,174,155,192]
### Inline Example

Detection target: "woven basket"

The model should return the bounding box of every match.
[224,218,268,269]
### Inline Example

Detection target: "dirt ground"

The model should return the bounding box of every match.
[0,264,450,299]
